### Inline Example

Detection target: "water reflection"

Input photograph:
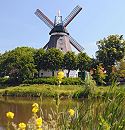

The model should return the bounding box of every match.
[0,96,79,129]
[0,127,5,130]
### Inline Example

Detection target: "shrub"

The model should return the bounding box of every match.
[23,77,58,85]
[23,77,83,85]
[0,77,10,86]
[61,77,83,85]
[74,75,96,98]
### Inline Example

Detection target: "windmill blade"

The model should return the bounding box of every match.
[43,43,48,49]
[35,9,54,29]
[63,5,82,27]
[69,35,84,52]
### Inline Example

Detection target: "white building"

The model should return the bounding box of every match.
[39,70,79,77]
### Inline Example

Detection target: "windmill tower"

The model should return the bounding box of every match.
[35,5,84,53]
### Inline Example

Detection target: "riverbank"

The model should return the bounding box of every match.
[0,84,125,98]
[1,84,125,129]
[0,84,83,97]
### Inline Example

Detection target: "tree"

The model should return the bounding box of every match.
[63,51,77,77]
[0,51,11,77]
[77,52,91,72]
[117,59,125,80]
[42,48,63,76]
[0,47,37,83]
[34,48,45,72]
[92,64,107,85]
[96,34,125,82]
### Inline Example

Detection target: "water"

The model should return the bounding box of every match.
[0,96,79,129]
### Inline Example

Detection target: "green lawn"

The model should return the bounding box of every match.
[0,84,125,98]
[0,84,83,97]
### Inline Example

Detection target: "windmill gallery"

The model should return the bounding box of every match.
[35,5,85,77]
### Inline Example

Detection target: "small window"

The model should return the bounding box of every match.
[41,73,43,77]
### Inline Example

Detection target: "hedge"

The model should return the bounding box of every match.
[23,77,83,85]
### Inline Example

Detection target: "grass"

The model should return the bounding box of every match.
[0,84,83,97]
[4,85,125,130]
[0,83,125,99]
[2,82,125,129]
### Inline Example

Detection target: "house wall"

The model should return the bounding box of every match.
[39,70,79,77]
[63,70,79,77]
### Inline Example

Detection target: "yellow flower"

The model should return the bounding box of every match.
[36,117,42,127]
[32,103,39,108]
[6,112,14,119]
[68,109,75,116]
[57,71,64,80]
[32,107,39,113]
[19,122,26,130]
[37,128,42,130]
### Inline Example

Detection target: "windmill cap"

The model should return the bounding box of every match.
[49,25,69,35]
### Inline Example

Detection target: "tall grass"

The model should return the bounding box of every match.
[50,79,125,130]
[36,84,125,130]
[2,78,125,129]
[3,84,125,130]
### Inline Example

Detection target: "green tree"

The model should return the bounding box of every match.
[34,48,45,72]
[0,47,37,83]
[92,64,107,85]
[63,51,77,77]
[43,48,63,76]
[96,34,125,82]
[117,59,125,80]
[77,52,91,72]
[0,51,11,77]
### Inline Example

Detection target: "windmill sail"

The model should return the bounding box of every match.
[35,9,54,29]
[63,5,82,27]
[43,43,48,49]
[69,35,84,52]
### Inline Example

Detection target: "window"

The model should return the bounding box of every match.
[41,73,43,77]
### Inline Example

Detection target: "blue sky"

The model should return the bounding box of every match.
[0,0,125,57]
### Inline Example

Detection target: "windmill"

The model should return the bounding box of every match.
[35,5,84,52]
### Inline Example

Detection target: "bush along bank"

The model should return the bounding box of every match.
[0,84,83,98]
[0,77,84,86]
[4,86,125,130]
[1,76,125,99]
[23,77,84,85]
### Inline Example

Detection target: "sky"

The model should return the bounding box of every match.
[0,0,125,57]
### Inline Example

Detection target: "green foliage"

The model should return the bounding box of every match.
[0,51,11,76]
[1,34,125,87]
[96,34,125,82]
[74,84,125,130]
[0,84,83,97]
[63,51,77,77]
[117,59,125,81]
[42,48,63,75]
[34,48,45,71]
[84,75,96,95]
[62,77,83,85]
[0,47,37,84]
[0,76,10,86]
[77,52,91,72]
[23,77,83,85]
[92,64,107,85]
[96,35,125,64]
[96,86,125,130]
[2,84,125,129]
[23,77,58,85]
[75,75,96,98]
